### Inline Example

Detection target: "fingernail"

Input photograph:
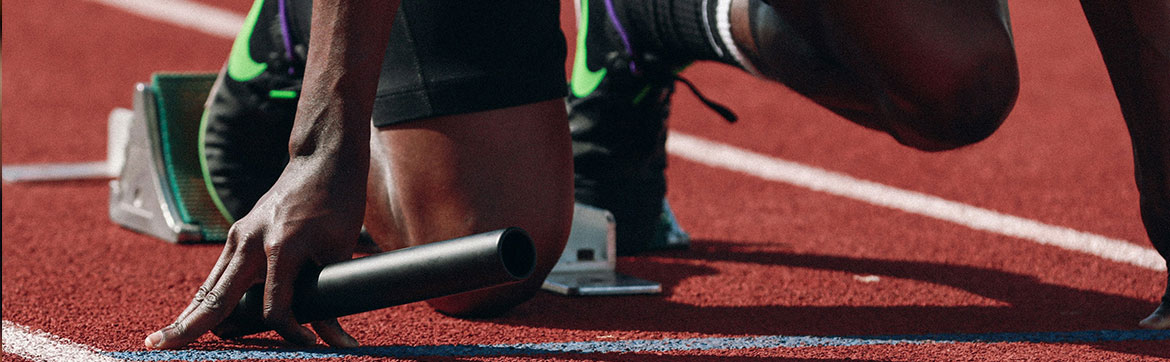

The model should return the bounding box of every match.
[333,332,359,348]
[145,331,164,349]
[300,328,318,346]
[342,335,359,348]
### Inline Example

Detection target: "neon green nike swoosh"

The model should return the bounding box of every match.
[227,0,268,82]
[570,0,606,98]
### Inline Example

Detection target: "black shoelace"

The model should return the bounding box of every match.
[672,75,738,123]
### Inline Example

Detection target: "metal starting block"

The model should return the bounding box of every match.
[106,73,666,294]
[109,73,230,243]
[541,203,663,296]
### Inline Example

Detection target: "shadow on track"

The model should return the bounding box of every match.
[492,239,1164,356]
[182,239,1165,359]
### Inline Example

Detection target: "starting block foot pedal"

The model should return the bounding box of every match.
[109,73,231,243]
[542,203,663,296]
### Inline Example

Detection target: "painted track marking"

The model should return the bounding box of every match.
[4,321,1167,361]
[86,0,243,39]
[2,321,122,362]
[667,132,1166,271]
[96,329,1170,360]
[9,1,1163,360]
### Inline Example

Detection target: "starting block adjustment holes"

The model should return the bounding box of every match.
[132,186,144,208]
[576,249,595,261]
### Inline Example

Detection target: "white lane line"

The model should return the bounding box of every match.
[2,105,131,183]
[2,321,122,362]
[8,316,1167,362]
[100,329,1170,360]
[83,0,1165,271]
[86,0,243,39]
[668,132,1166,271]
[2,161,115,183]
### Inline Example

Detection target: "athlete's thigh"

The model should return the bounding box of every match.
[814,1,1014,90]
[366,99,573,316]
[359,0,572,316]
[755,0,1014,92]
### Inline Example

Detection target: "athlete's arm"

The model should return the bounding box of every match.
[144,0,399,349]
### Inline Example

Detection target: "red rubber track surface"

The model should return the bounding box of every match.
[3,0,1168,360]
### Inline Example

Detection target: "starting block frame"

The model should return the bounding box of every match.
[109,74,231,243]
[109,82,199,242]
[103,72,664,295]
[541,204,663,296]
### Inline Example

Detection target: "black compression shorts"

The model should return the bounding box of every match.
[237,0,567,126]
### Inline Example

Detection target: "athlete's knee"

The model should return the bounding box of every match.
[743,0,1018,151]
[426,222,571,318]
[887,45,1019,151]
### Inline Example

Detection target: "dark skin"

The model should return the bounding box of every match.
[147,0,1167,349]
[727,0,1019,151]
[724,0,1169,328]
[1078,0,1170,329]
[362,99,574,317]
[145,0,399,349]
[147,0,575,348]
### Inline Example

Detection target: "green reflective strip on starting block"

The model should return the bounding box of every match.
[151,73,233,241]
[269,90,297,99]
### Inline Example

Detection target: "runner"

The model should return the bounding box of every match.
[568,0,1169,327]
[146,0,574,349]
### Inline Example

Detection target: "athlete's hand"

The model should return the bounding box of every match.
[145,156,366,349]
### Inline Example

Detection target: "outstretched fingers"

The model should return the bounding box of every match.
[261,242,317,346]
[308,248,359,347]
[173,239,239,324]
[146,242,265,349]
[258,235,359,347]
[311,319,359,348]
[1138,304,1170,329]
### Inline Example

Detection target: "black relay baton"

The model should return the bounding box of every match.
[211,227,537,339]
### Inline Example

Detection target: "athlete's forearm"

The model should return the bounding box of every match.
[289,0,398,162]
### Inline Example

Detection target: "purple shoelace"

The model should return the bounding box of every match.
[603,0,638,73]
[278,0,297,75]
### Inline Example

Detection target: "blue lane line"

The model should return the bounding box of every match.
[105,329,1170,361]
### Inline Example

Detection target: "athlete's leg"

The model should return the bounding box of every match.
[363,100,573,317]
[358,0,572,316]
[730,0,1019,151]
[584,0,1019,150]
[570,0,1019,253]
[206,0,570,319]
[1079,0,1170,329]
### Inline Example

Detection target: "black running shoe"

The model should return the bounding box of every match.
[201,0,304,222]
[569,0,733,255]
